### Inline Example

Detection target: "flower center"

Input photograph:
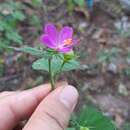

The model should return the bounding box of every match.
[63,38,72,46]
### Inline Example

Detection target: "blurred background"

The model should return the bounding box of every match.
[0,0,130,129]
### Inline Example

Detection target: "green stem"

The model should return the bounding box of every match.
[48,58,55,90]
[54,61,66,81]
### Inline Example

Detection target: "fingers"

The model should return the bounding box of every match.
[23,85,79,130]
[0,84,51,130]
[0,91,16,99]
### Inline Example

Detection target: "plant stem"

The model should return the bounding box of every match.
[54,61,65,81]
[48,58,55,90]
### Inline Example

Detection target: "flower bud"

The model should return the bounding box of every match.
[64,50,75,61]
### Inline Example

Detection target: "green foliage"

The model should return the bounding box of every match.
[31,0,43,7]
[66,128,75,130]
[122,122,130,130]
[69,106,116,130]
[73,0,85,7]
[0,59,4,77]
[19,47,46,57]
[67,0,75,13]
[32,55,80,74]
[80,126,90,130]
[97,48,119,64]
[20,46,80,84]
[67,0,85,13]
[0,1,25,53]
[5,31,23,44]
[29,15,41,32]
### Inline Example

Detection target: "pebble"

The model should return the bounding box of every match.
[107,63,118,74]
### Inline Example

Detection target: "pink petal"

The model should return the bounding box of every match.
[72,38,79,46]
[40,34,56,49]
[58,47,72,53]
[59,26,73,44]
[44,23,58,44]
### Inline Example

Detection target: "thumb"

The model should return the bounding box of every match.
[23,85,78,130]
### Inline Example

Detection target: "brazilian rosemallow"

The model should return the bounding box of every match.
[40,23,78,53]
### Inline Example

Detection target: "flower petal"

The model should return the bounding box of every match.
[44,23,57,44]
[72,38,79,46]
[59,26,73,44]
[40,34,56,49]
[58,47,72,53]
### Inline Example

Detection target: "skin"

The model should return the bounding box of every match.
[0,82,78,130]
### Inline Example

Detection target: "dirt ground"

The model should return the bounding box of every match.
[0,0,130,129]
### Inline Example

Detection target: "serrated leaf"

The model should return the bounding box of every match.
[76,106,116,130]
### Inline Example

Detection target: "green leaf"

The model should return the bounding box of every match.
[0,62,4,77]
[80,126,90,130]
[0,20,11,31]
[67,0,75,12]
[66,128,75,130]
[73,0,85,7]
[32,56,80,73]
[19,47,46,57]
[32,57,59,73]
[12,11,25,21]
[0,38,11,53]
[30,15,41,30]
[5,31,23,44]
[63,60,80,71]
[31,0,43,7]
[76,106,116,130]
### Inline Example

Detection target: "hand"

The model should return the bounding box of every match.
[0,83,78,130]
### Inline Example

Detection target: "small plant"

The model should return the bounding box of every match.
[0,1,25,53]
[20,23,80,89]
[67,106,116,130]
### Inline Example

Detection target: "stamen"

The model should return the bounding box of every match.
[63,38,72,46]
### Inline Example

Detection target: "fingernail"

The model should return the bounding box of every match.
[60,85,78,110]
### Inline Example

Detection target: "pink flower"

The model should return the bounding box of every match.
[40,23,78,53]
